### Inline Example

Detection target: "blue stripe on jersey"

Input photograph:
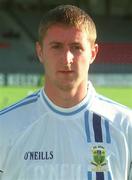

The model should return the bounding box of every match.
[42,92,88,116]
[84,111,91,142]
[87,171,92,180]
[0,92,40,116]
[96,172,104,180]
[25,90,40,99]
[108,171,112,180]
[93,113,103,142]
[96,94,130,111]
[104,120,111,143]
[87,171,111,180]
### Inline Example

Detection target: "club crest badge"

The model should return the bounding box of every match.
[91,145,108,172]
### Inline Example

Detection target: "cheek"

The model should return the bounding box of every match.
[76,60,88,75]
[40,47,51,64]
[43,57,56,75]
[77,54,90,74]
[79,53,90,66]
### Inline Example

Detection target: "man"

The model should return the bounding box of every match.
[0,4,132,180]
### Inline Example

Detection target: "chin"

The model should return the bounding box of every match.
[56,81,75,91]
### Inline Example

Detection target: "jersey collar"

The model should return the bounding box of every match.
[41,81,96,116]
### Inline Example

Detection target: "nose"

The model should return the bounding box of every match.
[62,49,74,65]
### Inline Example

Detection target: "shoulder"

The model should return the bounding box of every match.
[87,81,132,123]
[0,90,42,137]
[95,92,131,110]
[0,90,41,117]
[91,92,132,124]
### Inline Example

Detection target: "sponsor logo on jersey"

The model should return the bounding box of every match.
[24,151,53,160]
[91,145,108,172]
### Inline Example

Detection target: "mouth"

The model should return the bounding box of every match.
[58,70,74,74]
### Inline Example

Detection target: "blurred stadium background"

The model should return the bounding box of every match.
[0,0,132,109]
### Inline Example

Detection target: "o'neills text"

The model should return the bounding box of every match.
[24,151,53,160]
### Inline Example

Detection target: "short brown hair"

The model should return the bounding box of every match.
[38,5,97,44]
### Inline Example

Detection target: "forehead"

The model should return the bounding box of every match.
[43,24,88,43]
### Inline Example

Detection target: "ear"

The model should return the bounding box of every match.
[89,43,98,64]
[36,41,43,63]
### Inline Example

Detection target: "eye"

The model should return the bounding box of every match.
[50,43,62,49]
[51,45,60,49]
[74,45,81,50]
[71,44,83,52]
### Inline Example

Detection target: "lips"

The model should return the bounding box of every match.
[58,70,74,74]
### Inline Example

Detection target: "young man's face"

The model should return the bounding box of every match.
[36,24,98,91]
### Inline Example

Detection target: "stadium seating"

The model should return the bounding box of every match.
[0,10,42,74]
[0,9,132,75]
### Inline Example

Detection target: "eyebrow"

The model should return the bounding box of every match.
[70,42,82,46]
[49,41,82,46]
[49,41,62,45]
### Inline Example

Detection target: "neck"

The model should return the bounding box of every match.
[44,82,88,108]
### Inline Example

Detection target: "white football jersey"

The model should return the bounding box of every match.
[0,81,132,180]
